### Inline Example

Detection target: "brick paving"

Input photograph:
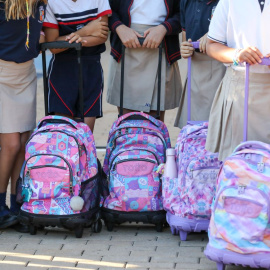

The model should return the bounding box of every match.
[0,42,265,270]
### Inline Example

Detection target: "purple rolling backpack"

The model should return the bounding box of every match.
[204,58,270,270]
[101,38,170,232]
[162,42,222,241]
[17,42,102,238]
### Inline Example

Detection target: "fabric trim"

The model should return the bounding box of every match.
[43,22,59,29]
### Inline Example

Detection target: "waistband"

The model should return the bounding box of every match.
[0,58,34,69]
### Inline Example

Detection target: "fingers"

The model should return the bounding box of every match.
[239,47,263,65]
[66,33,83,44]
[180,41,194,58]
[134,31,143,38]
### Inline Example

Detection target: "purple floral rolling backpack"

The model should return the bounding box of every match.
[102,112,171,232]
[17,116,102,237]
[163,122,222,241]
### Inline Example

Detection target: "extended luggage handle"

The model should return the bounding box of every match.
[41,41,84,122]
[120,37,163,120]
[244,57,270,141]
[187,41,200,123]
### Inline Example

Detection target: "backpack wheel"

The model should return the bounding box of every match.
[217,262,225,270]
[179,230,188,241]
[92,219,102,233]
[29,225,37,235]
[156,223,163,232]
[106,222,114,232]
[74,225,84,238]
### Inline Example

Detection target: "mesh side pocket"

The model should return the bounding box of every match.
[81,176,100,212]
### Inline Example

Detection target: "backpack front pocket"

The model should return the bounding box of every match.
[104,148,162,212]
[213,186,270,252]
[24,155,72,200]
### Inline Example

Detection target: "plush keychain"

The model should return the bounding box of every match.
[70,184,84,211]
[155,163,165,175]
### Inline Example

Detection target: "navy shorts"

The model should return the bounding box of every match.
[48,54,103,118]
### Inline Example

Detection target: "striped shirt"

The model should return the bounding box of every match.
[44,0,111,55]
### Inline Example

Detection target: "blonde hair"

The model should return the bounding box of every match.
[3,0,47,20]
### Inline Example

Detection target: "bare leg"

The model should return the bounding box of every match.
[10,132,30,194]
[0,133,21,193]
[84,117,96,133]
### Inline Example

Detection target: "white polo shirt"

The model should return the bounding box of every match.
[130,0,167,26]
[208,0,270,73]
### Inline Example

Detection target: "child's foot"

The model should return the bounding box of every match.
[0,206,18,229]
[12,223,30,233]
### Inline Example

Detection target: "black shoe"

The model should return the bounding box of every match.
[0,206,18,229]
[12,223,30,233]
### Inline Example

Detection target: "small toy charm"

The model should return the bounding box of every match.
[70,184,84,211]
[155,163,165,175]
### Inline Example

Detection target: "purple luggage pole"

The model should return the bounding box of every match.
[187,41,200,123]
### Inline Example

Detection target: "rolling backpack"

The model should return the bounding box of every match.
[162,42,222,241]
[17,42,102,238]
[101,38,171,232]
[204,59,270,270]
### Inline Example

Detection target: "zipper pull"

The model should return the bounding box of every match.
[257,162,265,173]
[78,145,82,156]
[238,185,246,194]
[190,169,193,179]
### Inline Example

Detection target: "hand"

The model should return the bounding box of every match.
[198,33,208,54]
[85,18,109,38]
[142,25,167,49]
[180,39,194,59]
[116,25,143,48]
[65,33,87,44]
[237,47,263,65]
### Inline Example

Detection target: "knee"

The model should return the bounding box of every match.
[1,140,21,156]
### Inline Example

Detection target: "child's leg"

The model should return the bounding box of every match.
[10,131,30,198]
[0,133,21,194]
[0,133,20,228]
[84,117,96,133]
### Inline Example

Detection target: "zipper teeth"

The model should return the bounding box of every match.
[29,165,67,170]
[227,156,270,168]
[108,132,166,164]
[190,166,220,171]
[109,148,160,172]
[214,186,270,219]
[109,125,167,148]
[113,158,156,170]
[182,154,219,185]
[27,129,86,154]
[223,196,264,207]
[24,153,74,195]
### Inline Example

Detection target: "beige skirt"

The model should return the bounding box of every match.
[205,67,270,161]
[174,52,226,128]
[107,23,182,112]
[0,59,37,133]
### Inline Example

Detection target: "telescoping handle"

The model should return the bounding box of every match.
[187,41,200,122]
[120,37,163,120]
[40,41,84,121]
[243,57,270,141]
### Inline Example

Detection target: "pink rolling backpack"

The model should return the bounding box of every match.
[17,42,102,238]
[204,59,270,270]
[101,38,170,232]
[162,42,223,241]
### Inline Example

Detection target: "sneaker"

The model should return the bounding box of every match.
[12,223,30,233]
[0,206,18,229]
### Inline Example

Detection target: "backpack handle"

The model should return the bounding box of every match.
[244,57,270,141]
[38,118,77,129]
[187,41,200,123]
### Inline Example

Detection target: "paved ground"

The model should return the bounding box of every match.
[1,42,265,270]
